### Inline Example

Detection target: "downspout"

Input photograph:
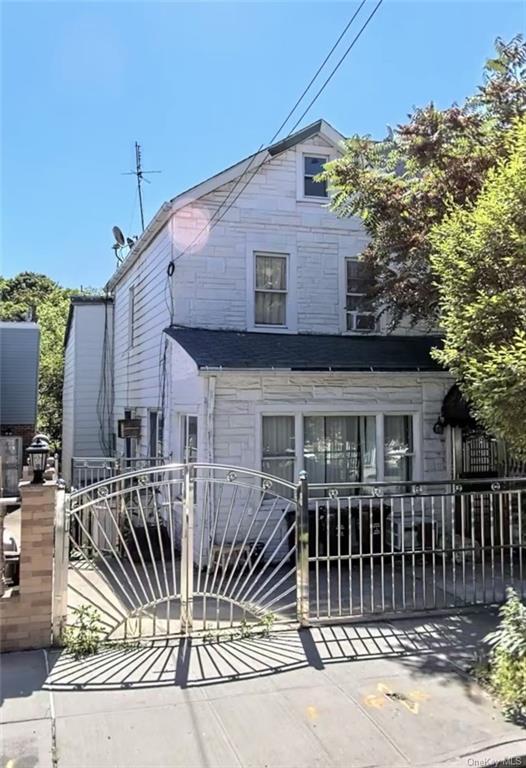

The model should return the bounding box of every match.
[206,376,216,464]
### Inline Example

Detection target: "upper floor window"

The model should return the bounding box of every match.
[303,155,328,198]
[255,253,288,326]
[346,259,376,332]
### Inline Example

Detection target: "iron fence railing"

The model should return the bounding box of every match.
[302,476,526,622]
[62,464,526,640]
[71,456,171,490]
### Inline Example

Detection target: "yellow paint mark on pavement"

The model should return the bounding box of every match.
[363,683,430,715]
[307,705,318,720]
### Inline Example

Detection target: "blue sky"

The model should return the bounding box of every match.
[2,1,524,289]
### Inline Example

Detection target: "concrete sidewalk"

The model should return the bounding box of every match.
[2,612,525,768]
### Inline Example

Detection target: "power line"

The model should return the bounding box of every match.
[197,0,368,244]
[287,0,384,135]
[174,0,384,261]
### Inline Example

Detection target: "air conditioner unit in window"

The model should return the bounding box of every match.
[118,419,141,439]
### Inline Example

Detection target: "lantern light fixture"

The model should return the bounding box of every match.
[26,434,50,485]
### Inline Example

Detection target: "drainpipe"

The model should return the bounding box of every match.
[205,376,216,463]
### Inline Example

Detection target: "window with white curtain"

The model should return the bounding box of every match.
[255,253,287,326]
[262,416,295,482]
[303,415,377,485]
[384,415,414,482]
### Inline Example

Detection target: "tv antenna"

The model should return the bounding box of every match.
[122,142,161,232]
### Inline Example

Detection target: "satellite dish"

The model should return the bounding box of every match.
[112,226,125,246]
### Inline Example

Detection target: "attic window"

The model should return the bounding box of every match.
[304,156,328,198]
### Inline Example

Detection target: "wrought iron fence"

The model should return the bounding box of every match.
[303,477,526,622]
[71,456,171,490]
[62,464,526,641]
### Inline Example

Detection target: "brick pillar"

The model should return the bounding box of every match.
[0,480,58,652]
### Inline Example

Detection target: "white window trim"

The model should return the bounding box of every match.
[255,407,423,483]
[246,241,298,333]
[178,412,198,463]
[296,144,334,203]
[254,252,288,328]
[339,257,381,335]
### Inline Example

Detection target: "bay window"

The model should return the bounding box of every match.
[255,253,288,326]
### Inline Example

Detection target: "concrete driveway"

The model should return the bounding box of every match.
[1,612,525,768]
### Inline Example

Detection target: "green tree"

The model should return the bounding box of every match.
[0,272,73,447]
[324,35,526,327]
[430,117,526,455]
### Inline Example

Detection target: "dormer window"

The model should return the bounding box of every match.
[346,259,376,332]
[303,155,328,198]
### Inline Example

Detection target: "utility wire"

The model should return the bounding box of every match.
[287,0,384,135]
[202,0,368,233]
[172,0,383,263]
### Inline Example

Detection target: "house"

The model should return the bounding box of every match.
[64,119,458,489]
[0,321,40,494]
[61,296,113,484]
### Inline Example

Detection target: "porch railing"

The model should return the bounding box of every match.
[70,455,171,490]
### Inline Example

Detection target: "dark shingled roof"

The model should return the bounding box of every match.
[164,327,444,372]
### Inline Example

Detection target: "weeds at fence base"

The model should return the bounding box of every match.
[202,612,277,644]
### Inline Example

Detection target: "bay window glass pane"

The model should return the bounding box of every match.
[256,255,286,290]
[384,415,413,482]
[262,416,295,483]
[255,292,286,325]
[304,415,376,486]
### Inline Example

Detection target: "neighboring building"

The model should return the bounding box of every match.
[64,118,458,489]
[0,321,40,495]
[0,321,40,449]
[61,296,113,484]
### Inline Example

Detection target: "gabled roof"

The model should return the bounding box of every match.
[163,327,444,373]
[106,119,345,290]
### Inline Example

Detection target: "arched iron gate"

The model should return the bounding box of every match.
[66,463,301,641]
[63,464,525,642]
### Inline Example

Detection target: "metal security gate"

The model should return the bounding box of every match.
[66,463,298,641]
[63,465,526,642]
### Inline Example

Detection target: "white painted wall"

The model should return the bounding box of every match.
[61,301,113,482]
[61,314,75,482]
[112,225,175,458]
[209,370,453,483]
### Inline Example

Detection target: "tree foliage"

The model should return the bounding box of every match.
[430,117,526,455]
[324,35,526,328]
[0,272,74,447]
